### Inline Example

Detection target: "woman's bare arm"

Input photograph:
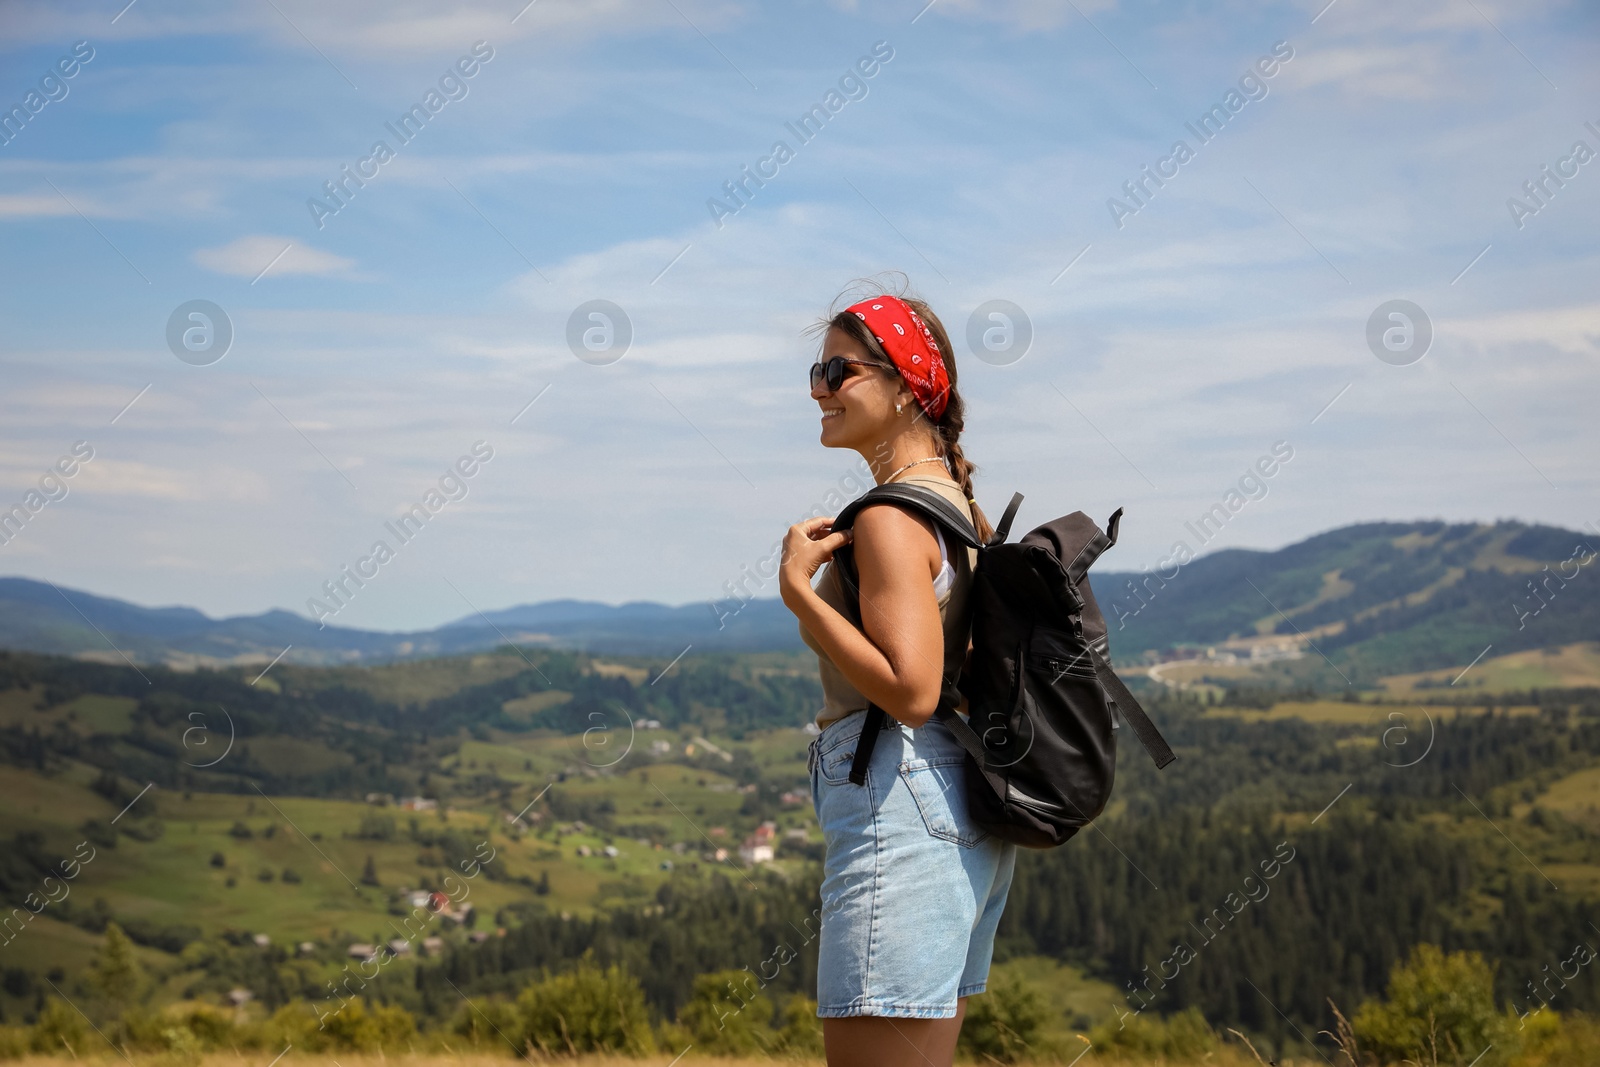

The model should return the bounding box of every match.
[782,505,947,728]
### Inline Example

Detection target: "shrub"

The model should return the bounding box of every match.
[959,973,1050,1064]
[357,814,396,841]
[29,998,87,1055]
[1513,1011,1599,1067]
[1088,1005,1218,1060]
[160,1003,237,1050]
[771,995,824,1059]
[0,1024,30,1060]
[1353,944,1516,1066]
[261,997,416,1053]
[515,962,656,1056]
[324,999,416,1051]
[445,996,520,1050]
[673,969,775,1055]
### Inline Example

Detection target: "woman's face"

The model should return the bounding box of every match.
[813,325,902,450]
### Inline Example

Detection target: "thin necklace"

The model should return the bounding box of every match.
[882,456,946,483]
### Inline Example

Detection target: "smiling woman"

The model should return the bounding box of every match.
[779,279,1010,1067]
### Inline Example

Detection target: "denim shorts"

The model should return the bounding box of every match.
[808,708,1018,1019]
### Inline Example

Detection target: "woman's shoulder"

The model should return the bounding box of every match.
[896,475,973,518]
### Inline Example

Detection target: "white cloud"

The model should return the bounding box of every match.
[0,0,744,53]
[0,193,78,218]
[1279,43,1458,100]
[927,0,1116,31]
[74,458,273,502]
[193,234,355,279]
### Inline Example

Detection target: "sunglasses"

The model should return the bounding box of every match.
[809,356,896,392]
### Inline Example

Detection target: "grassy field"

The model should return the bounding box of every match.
[1149,639,1600,700]
[272,653,533,706]
[0,761,811,927]
[1201,700,1540,725]
[1379,641,1600,693]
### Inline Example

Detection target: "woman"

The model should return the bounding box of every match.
[780,287,1018,1067]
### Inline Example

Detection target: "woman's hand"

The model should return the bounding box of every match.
[779,515,852,607]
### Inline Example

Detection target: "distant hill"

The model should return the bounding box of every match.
[0,578,800,667]
[1094,519,1598,683]
[1,518,1594,679]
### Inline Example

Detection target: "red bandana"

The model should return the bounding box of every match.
[844,295,950,421]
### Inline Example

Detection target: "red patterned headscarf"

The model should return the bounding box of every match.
[844,295,951,421]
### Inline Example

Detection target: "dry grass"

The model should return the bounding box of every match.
[0,1051,1332,1067]
[2,1058,809,1067]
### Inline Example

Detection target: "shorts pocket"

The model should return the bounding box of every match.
[818,737,867,786]
[900,755,987,848]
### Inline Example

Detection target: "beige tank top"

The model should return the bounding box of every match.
[798,474,978,731]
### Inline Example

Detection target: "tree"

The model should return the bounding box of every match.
[360,855,380,886]
[92,922,143,1012]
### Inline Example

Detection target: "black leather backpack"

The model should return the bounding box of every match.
[828,483,1176,849]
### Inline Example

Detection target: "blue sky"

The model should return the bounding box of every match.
[0,0,1596,633]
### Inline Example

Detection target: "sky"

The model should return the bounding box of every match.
[0,0,1596,633]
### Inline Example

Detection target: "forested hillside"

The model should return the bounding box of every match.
[1097,520,1598,682]
[3,644,1600,1060]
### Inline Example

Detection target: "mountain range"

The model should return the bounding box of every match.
[1,518,1594,682]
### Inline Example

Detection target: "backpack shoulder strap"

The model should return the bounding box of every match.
[832,482,982,548]
[835,482,987,787]
[1089,644,1177,769]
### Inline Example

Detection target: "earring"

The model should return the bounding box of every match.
[895,402,903,414]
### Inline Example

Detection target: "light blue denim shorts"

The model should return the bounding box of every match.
[808,708,1018,1019]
